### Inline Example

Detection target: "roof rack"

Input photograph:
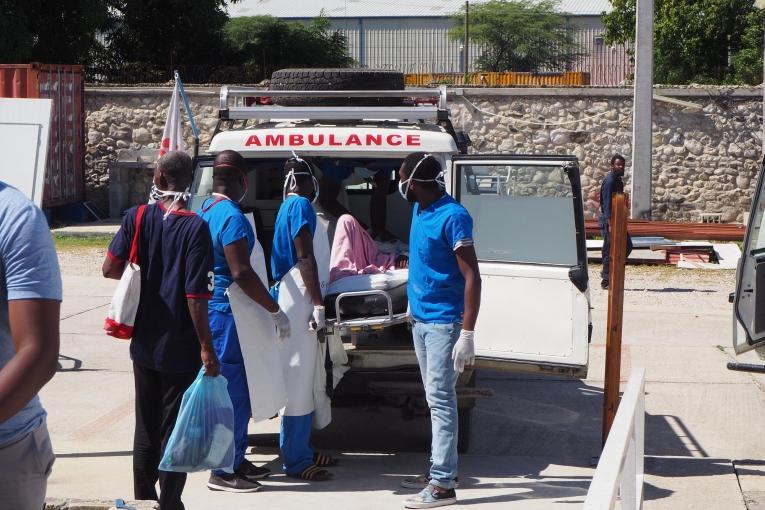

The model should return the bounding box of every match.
[218,85,449,122]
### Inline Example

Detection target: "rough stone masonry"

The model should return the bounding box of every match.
[85,86,763,221]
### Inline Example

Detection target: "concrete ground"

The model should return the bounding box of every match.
[42,252,765,509]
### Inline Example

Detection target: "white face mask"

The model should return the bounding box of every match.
[283,154,319,203]
[149,184,191,220]
[398,154,446,201]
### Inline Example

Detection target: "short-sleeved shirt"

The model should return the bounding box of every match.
[0,183,62,447]
[197,197,255,313]
[108,203,214,373]
[600,171,624,219]
[408,194,474,324]
[271,195,317,282]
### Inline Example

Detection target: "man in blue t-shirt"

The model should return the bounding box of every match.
[397,153,482,509]
[0,182,61,510]
[271,157,333,482]
[103,152,220,510]
[599,154,633,289]
[197,150,290,493]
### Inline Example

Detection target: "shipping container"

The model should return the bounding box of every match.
[0,63,85,207]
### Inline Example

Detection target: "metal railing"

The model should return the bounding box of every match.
[584,368,646,510]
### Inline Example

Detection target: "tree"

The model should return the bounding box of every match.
[223,15,353,82]
[100,0,232,81]
[603,0,765,85]
[0,0,110,66]
[451,0,582,73]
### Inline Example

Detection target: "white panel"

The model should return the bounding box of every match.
[475,263,589,368]
[0,98,52,207]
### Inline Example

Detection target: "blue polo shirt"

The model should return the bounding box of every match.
[600,171,625,219]
[271,195,317,282]
[197,196,256,313]
[108,203,214,373]
[0,183,62,447]
[408,194,474,324]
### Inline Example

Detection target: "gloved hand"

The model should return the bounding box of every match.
[309,305,326,331]
[452,329,475,373]
[271,309,290,342]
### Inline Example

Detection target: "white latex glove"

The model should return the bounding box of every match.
[452,329,475,373]
[271,309,290,342]
[309,305,326,331]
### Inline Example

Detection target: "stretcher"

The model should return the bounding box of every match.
[324,269,409,331]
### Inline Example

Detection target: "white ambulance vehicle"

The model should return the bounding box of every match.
[191,73,591,450]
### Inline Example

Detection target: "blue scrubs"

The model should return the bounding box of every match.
[270,194,318,475]
[197,197,255,474]
[408,194,474,323]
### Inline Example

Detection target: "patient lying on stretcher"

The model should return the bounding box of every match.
[325,215,410,320]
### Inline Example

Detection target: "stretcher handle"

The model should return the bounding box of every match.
[334,290,394,326]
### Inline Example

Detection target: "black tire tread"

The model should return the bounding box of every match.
[270,68,405,106]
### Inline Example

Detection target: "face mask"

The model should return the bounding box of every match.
[399,154,446,202]
[150,183,191,220]
[284,154,320,204]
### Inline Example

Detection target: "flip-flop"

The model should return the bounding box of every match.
[314,452,339,467]
[289,464,333,481]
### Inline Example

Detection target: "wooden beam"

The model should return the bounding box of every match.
[603,192,628,445]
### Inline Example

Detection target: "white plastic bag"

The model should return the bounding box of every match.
[104,205,147,339]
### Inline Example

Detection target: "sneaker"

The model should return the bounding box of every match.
[600,279,609,290]
[238,459,272,480]
[207,472,263,493]
[401,474,459,490]
[404,484,457,508]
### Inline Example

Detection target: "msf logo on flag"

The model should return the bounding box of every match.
[159,79,185,157]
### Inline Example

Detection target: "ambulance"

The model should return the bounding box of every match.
[190,77,591,450]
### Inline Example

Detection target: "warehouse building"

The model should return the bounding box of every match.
[228,0,630,85]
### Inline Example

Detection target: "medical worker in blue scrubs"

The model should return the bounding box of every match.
[397,153,482,509]
[271,156,335,482]
[198,150,291,493]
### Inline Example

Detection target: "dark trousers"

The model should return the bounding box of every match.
[599,215,633,283]
[133,362,197,510]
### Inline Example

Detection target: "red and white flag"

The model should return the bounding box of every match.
[159,79,185,157]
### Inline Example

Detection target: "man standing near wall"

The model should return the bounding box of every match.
[397,153,482,509]
[599,154,633,290]
[102,152,220,510]
[0,180,61,510]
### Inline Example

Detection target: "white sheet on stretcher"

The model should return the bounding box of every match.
[326,269,409,295]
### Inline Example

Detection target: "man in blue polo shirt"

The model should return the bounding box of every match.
[103,152,219,510]
[0,181,61,510]
[197,150,290,493]
[397,153,482,509]
[599,154,633,290]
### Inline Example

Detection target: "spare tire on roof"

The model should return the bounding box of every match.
[269,68,406,106]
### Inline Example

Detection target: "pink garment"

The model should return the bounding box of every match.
[330,215,395,282]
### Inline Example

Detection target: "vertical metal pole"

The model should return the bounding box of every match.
[603,193,628,445]
[464,1,470,79]
[630,0,653,220]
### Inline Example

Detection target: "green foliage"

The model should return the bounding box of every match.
[0,0,110,65]
[603,0,765,85]
[222,15,354,82]
[451,0,582,73]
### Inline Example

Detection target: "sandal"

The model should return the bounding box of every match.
[314,452,339,467]
[290,464,333,481]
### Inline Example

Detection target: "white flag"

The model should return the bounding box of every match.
[159,80,185,157]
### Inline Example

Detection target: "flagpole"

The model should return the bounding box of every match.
[174,71,200,156]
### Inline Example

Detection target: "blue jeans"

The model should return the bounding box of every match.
[412,321,460,490]
[209,310,251,475]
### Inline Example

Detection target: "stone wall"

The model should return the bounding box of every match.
[85,86,763,221]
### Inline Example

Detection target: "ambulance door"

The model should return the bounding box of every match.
[733,161,765,354]
[451,156,590,377]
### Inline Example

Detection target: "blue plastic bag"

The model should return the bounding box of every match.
[159,370,235,473]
